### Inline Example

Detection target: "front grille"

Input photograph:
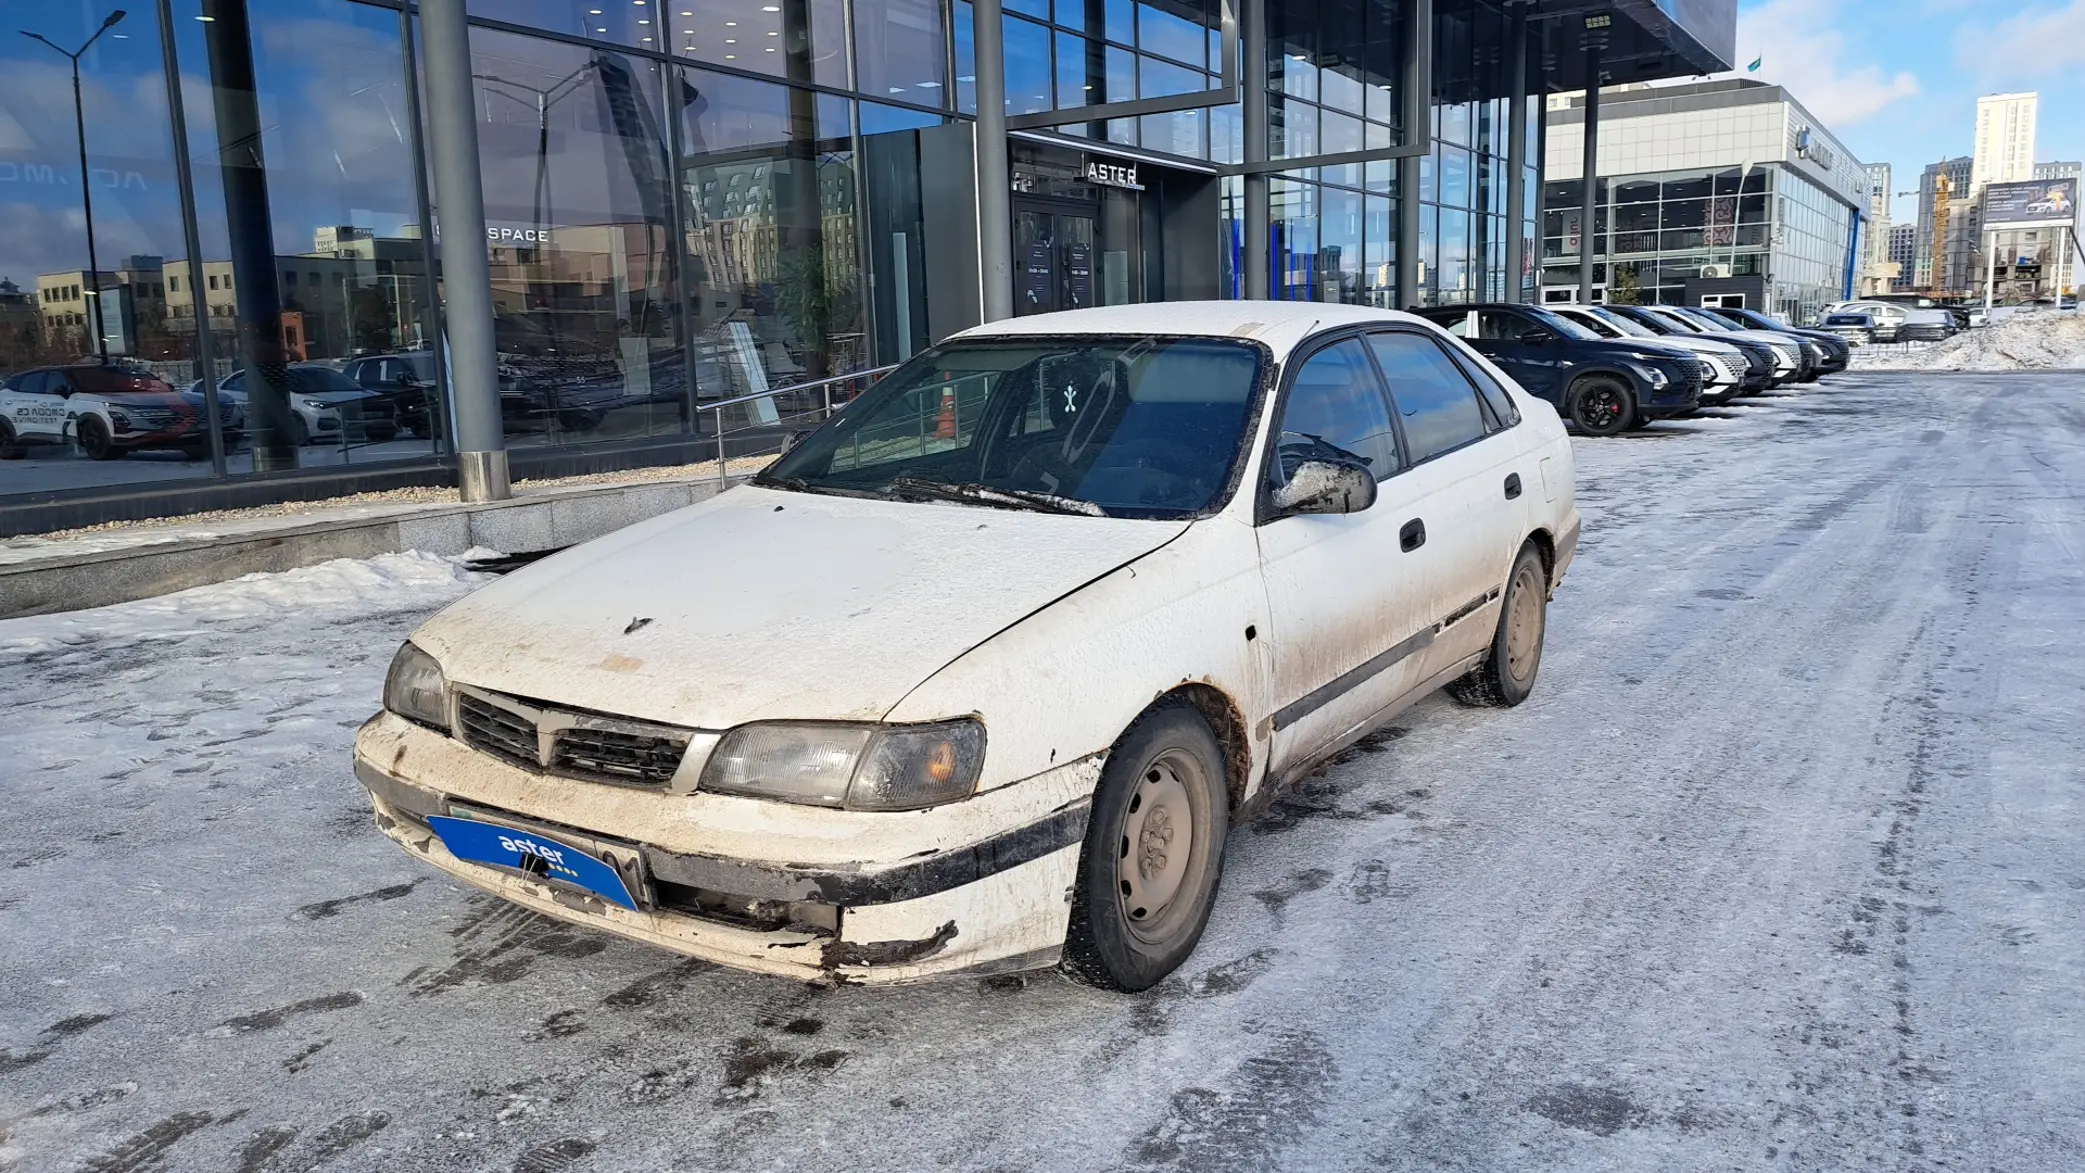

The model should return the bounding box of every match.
[553,726,687,785]
[455,687,692,788]
[458,692,539,769]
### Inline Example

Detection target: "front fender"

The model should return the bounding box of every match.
[885,514,1273,805]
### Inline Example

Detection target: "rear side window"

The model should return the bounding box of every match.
[1440,345,1521,429]
[1367,332,1491,464]
[1273,339,1401,483]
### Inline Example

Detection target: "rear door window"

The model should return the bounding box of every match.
[1366,332,1491,464]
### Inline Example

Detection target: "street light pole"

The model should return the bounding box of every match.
[21,10,128,365]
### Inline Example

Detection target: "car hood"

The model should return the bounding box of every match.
[1628,334,1742,357]
[98,391,193,408]
[1577,338,1698,366]
[412,484,1191,729]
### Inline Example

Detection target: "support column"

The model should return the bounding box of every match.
[157,0,224,477]
[1504,8,1529,303]
[1241,0,1267,299]
[200,0,294,471]
[1395,0,1432,308]
[1577,49,1600,306]
[419,0,510,501]
[972,0,1014,322]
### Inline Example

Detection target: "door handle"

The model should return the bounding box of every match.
[1504,473,1523,500]
[1399,518,1426,552]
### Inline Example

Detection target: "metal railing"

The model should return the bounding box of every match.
[697,364,901,486]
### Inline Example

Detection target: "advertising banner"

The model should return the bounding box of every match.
[1983,178,2077,228]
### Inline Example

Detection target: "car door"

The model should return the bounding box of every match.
[6,372,68,442]
[1255,335,1436,776]
[1473,309,1572,402]
[1366,329,1532,676]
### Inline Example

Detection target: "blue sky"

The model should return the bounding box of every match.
[1724,0,2085,216]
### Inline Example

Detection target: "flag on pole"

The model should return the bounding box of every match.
[1747,56,1762,72]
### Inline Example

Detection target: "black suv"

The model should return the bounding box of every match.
[1412,304,1704,436]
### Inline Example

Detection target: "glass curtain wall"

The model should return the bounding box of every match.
[1541,167,1774,306]
[1408,1,1508,308]
[0,0,440,503]
[1266,0,1401,303]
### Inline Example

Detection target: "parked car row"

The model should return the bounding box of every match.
[1409,302,1848,435]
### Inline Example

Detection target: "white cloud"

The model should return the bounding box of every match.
[1956,1,2085,79]
[1718,0,1922,129]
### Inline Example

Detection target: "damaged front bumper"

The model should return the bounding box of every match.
[354,712,1096,984]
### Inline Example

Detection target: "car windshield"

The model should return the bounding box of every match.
[284,367,365,394]
[69,367,175,395]
[1557,310,1620,337]
[1589,308,1658,338]
[1524,307,1602,341]
[762,336,1265,518]
[1642,309,1700,332]
[1672,308,1730,330]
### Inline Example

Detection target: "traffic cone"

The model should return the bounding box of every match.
[935,382,957,439]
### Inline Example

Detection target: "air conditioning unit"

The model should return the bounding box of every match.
[1700,264,1732,278]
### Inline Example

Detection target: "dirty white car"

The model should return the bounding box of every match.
[355,302,1581,990]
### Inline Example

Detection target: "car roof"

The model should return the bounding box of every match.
[951,301,1439,359]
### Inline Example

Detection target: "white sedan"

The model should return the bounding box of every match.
[354,302,1581,990]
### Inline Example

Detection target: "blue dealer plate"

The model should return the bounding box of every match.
[428,815,639,910]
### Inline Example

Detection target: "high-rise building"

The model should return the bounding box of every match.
[1916,157,1972,290]
[1971,92,2038,195]
[1859,163,1894,296]
[2035,161,2082,182]
[1887,223,1917,292]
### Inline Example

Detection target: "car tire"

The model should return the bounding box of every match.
[289,416,311,447]
[1567,376,1634,437]
[368,425,398,444]
[0,420,21,460]
[181,441,210,461]
[1061,701,1229,992]
[1447,543,1549,709]
[77,416,121,461]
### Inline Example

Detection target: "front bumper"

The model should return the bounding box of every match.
[354,712,1095,984]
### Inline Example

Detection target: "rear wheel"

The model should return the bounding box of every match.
[1567,376,1634,437]
[77,416,120,461]
[0,420,21,460]
[1447,543,1549,708]
[1061,702,1229,992]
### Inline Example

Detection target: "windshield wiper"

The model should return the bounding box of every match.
[886,476,1107,517]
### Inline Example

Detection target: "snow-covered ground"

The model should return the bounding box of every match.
[4,372,2084,1172]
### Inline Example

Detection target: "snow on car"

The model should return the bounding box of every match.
[352,301,1581,990]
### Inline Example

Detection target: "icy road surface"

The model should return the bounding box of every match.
[4,372,2083,1173]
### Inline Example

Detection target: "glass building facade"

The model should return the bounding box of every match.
[1538,80,1868,324]
[0,0,1729,531]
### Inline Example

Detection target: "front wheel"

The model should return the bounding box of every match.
[0,420,21,460]
[1061,702,1229,992]
[1447,543,1549,708]
[77,416,120,461]
[1568,376,1634,437]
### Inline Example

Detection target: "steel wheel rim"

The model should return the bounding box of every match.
[1118,750,1201,943]
[1505,562,1544,684]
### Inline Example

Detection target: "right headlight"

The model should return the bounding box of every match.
[383,641,450,731]
[700,719,986,812]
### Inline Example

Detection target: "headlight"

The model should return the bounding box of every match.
[701,718,986,811]
[107,410,132,430]
[1643,367,1668,388]
[300,397,331,412]
[383,641,449,731]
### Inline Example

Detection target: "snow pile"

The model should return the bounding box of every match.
[1852,309,2085,371]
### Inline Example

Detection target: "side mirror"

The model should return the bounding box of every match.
[1518,329,1551,344]
[1272,459,1377,516]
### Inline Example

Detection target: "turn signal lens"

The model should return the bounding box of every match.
[849,720,986,811]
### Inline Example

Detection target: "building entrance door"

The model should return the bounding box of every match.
[1015,205,1100,316]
